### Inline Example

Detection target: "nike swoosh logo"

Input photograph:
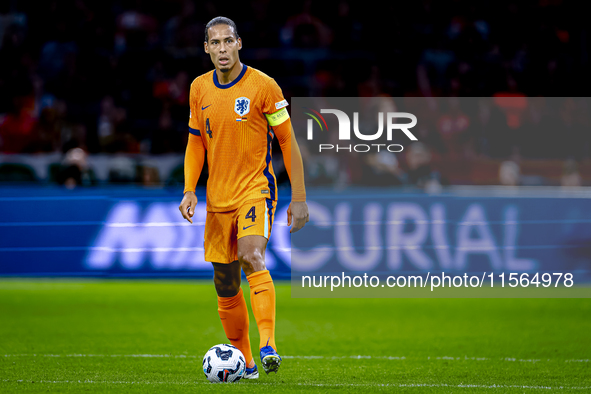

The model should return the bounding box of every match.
[202,104,211,110]
[243,224,256,230]
[254,290,268,295]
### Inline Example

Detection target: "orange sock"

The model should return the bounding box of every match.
[247,270,276,350]
[217,288,254,367]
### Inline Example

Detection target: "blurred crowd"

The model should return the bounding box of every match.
[0,0,590,187]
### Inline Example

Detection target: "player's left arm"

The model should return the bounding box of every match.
[264,84,309,233]
[267,112,310,233]
[270,115,309,233]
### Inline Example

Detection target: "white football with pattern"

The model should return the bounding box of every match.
[202,344,246,383]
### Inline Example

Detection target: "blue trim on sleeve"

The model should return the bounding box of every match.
[213,64,248,89]
[189,127,201,136]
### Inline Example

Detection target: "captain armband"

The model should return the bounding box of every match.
[265,107,290,127]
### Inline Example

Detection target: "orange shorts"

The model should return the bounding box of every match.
[204,198,277,264]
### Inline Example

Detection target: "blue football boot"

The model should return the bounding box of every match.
[260,345,282,374]
[243,363,259,379]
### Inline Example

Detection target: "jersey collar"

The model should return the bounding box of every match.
[213,64,248,89]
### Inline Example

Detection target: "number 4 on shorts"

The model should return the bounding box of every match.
[245,206,256,222]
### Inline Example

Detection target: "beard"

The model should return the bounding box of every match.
[218,60,232,73]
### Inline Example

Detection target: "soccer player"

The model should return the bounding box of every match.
[179,17,308,378]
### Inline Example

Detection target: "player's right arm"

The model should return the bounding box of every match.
[179,83,205,224]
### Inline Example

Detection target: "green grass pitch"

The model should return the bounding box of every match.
[0,279,590,393]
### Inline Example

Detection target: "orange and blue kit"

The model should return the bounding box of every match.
[184,64,306,263]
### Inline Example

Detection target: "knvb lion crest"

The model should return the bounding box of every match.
[234,97,250,116]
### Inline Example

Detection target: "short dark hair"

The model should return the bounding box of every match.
[204,17,239,43]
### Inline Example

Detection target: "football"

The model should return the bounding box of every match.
[202,344,246,383]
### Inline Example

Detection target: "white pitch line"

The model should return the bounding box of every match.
[1,354,589,363]
[1,379,590,390]
[2,354,198,358]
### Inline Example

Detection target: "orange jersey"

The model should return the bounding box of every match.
[187,65,290,212]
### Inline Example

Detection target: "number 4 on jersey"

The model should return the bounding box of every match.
[245,206,256,222]
[206,118,213,138]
